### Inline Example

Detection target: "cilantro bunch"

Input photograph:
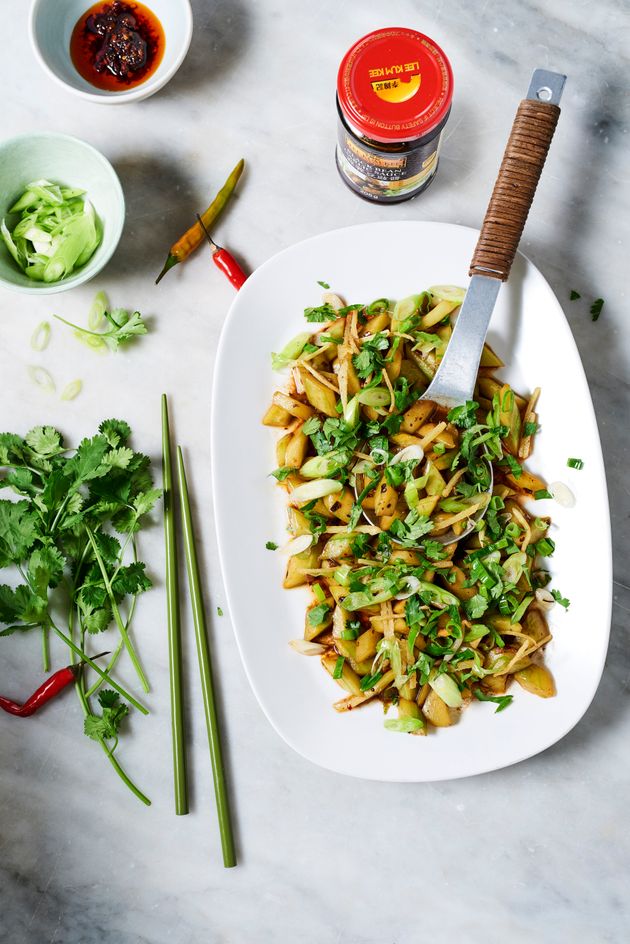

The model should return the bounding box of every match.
[0,420,160,804]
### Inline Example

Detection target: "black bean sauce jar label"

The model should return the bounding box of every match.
[336,28,454,203]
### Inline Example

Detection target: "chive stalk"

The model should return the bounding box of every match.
[176,446,236,868]
[162,395,188,816]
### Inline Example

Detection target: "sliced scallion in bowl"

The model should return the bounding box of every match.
[1,179,102,283]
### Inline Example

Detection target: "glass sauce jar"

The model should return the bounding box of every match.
[336,27,454,203]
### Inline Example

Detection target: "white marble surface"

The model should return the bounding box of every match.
[1,0,629,941]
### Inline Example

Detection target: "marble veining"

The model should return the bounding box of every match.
[0,0,628,942]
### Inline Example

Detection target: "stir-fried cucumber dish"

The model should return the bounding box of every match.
[264,287,566,735]
[1,180,102,283]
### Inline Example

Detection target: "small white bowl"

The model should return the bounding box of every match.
[29,0,193,104]
[0,132,125,295]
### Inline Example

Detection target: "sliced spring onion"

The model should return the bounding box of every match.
[394,576,421,600]
[300,450,347,479]
[312,583,327,603]
[282,534,314,556]
[370,447,389,466]
[288,479,343,504]
[427,285,466,304]
[535,588,556,611]
[60,379,83,401]
[30,320,50,352]
[391,444,424,465]
[271,331,313,371]
[384,717,425,733]
[289,639,327,656]
[321,292,344,311]
[357,387,391,408]
[2,181,102,283]
[332,656,345,678]
[428,671,462,708]
[567,457,584,470]
[548,480,576,508]
[502,551,527,585]
[88,290,109,330]
[511,594,533,624]
[343,395,360,427]
[27,365,55,394]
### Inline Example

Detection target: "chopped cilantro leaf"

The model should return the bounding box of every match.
[447,401,479,430]
[308,603,331,627]
[569,290,581,300]
[317,280,330,289]
[590,298,604,321]
[551,589,570,609]
[304,304,336,322]
[265,541,278,551]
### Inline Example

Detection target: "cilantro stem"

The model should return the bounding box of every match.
[84,542,140,699]
[50,622,148,715]
[41,624,50,673]
[85,527,150,694]
[75,666,150,806]
[52,314,105,338]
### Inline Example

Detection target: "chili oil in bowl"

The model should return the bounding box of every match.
[29,0,193,104]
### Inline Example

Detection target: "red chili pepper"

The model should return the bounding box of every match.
[0,651,109,717]
[196,215,248,291]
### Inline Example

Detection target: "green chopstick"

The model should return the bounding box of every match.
[162,395,188,815]
[176,445,237,868]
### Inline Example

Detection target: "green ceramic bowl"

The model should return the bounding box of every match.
[0,132,125,294]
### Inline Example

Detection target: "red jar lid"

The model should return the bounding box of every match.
[337,27,453,143]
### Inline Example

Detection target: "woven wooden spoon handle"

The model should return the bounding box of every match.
[469,96,561,281]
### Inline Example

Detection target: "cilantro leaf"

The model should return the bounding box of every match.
[55,310,148,352]
[111,562,152,600]
[569,290,581,300]
[266,541,278,550]
[102,447,134,470]
[25,426,63,457]
[84,690,129,741]
[67,435,110,483]
[317,280,330,289]
[0,433,25,466]
[353,333,390,380]
[464,594,488,620]
[304,304,336,322]
[0,500,39,567]
[307,603,330,627]
[28,546,65,595]
[447,401,479,430]
[551,588,570,609]
[0,584,47,628]
[133,488,162,517]
[99,419,132,448]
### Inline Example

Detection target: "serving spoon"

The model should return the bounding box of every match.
[358,69,566,544]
